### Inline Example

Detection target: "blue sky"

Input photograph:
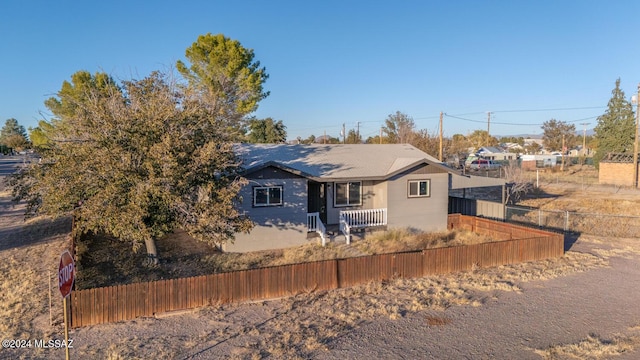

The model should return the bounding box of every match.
[1,0,639,141]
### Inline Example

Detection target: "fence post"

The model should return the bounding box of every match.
[538,209,542,227]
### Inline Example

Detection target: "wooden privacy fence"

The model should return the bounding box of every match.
[69,215,564,328]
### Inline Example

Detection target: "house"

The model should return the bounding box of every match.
[224,144,506,253]
[476,146,517,161]
[501,142,524,153]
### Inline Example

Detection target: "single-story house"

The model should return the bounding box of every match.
[476,146,517,161]
[225,144,504,253]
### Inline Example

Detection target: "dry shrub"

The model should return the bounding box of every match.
[534,328,640,359]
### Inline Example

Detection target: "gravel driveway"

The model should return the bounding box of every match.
[320,242,640,359]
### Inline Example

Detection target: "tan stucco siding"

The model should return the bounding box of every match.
[225,178,310,252]
[386,172,449,232]
[371,181,387,209]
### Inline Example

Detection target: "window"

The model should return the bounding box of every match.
[408,180,430,198]
[253,186,283,207]
[334,181,361,206]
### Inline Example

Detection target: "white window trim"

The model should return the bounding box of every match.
[334,181,362,207]
[408,179,430,198]
[253,186,283,207]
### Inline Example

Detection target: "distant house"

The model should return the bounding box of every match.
[501,142,524,153]
[226,144,504,252]
[477,146,517,161]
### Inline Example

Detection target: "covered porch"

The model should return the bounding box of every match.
[307,208,387,246]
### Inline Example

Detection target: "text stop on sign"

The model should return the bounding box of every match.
[58,250,75,298]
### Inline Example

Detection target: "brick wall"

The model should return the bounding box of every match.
[599,162,639,186]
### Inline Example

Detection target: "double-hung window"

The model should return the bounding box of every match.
[334,181,361,206]
[253,186,283,207]
[408,179,430,198]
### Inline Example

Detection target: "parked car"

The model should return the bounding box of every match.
[469,159,501,170]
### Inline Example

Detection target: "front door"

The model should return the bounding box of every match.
[307,182,327,223]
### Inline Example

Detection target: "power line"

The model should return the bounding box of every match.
[493,106,605,113]
[444,113,599,126]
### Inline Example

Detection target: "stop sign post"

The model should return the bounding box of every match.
[58,250,75,298]
[58,249,74,360]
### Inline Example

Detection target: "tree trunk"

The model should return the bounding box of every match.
[145,238,159,265]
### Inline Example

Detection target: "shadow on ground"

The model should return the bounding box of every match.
[0,216,72,252]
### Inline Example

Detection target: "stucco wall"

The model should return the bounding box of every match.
[599,162,638,187]
[224,178,310,252]
[386,171,449,232]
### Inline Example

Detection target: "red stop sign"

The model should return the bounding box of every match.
[58,250,75,298]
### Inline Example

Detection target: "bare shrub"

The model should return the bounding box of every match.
[503,160,534,204]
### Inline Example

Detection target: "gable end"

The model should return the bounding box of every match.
[245,165,305,180]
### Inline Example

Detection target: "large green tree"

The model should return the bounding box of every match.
[11,69,254,265]
[28,120,56,150]
[177,33,269,140]
[541,119,576,152]
[246,117,287,143]
[594,78,635,168]
[0,118,29,150]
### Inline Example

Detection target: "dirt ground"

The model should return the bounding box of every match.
[3,176,640,359]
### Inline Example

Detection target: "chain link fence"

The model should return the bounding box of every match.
[506,206,640,238]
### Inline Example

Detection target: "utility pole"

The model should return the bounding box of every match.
[342,123,346,144]
[486,112,492,146]
[561,134,566,171]
[356,121,361,143]
[579,122,590,154]
[439,111,443,162]
[633,83,640,188]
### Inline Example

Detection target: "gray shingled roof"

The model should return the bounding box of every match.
[237,143,445,180]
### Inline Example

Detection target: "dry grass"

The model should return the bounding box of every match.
[75,228,493,288]
[0,184,74,359]
[528,165,600,186]
[533,326,640,359]
[352,228,494,254]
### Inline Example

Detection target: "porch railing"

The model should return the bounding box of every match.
[307,212,327,246]
[339,208,387,244]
